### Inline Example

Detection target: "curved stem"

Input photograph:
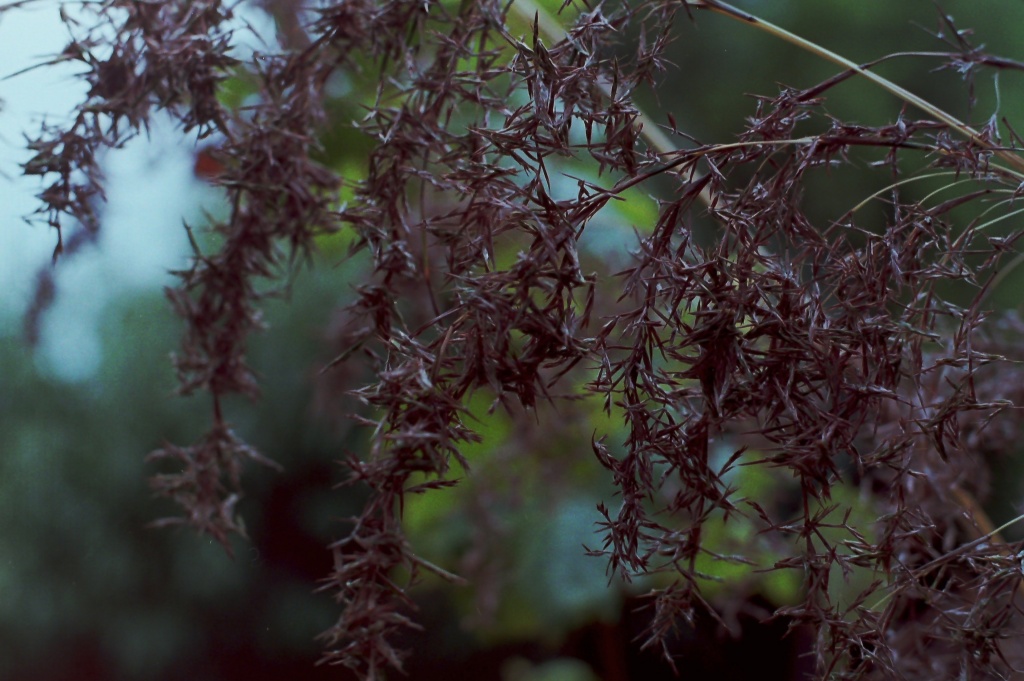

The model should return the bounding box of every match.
[693,0,1024,178]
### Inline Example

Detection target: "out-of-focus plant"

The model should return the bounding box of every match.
[10,0,1024,678]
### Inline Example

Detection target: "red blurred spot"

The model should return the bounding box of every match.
[193,146,225,181]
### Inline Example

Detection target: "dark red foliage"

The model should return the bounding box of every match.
[18,0,1024,678]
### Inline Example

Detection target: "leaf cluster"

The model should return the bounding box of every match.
[14,0,1024,678]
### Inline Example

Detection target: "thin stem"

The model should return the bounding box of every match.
[844,171,960,216]
[693,0,1024,178]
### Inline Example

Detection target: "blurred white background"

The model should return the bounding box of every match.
[0,1,274,381]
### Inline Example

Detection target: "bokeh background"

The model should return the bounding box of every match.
[3,1,1024,679]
